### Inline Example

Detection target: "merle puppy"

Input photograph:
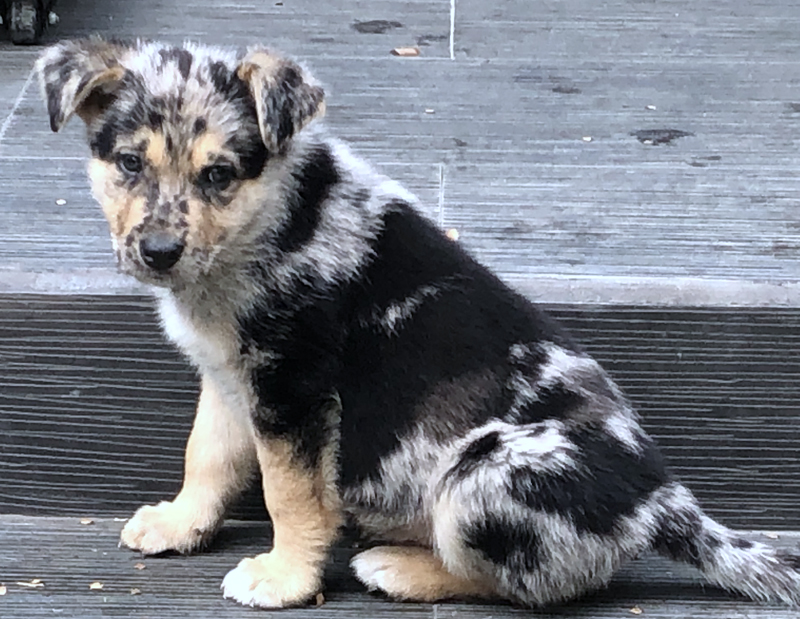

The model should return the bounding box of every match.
[36,38,800,608]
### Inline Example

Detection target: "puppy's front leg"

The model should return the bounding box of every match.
[222,403,342,608]
[120,374,257,554]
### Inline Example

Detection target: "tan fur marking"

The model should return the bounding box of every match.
[221,437,342,606]
[120,375,257,554]
[88,159,146,237]
[145,131,168,169]
[190,131,225,170]
[257,438,342,560]
[236,51,283,83]
[72,65,126,125]
[352,546,498,602]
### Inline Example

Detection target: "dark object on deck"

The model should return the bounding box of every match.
[1,0,56,45]
[631,128,694,145]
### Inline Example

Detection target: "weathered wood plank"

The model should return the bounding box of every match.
[0,516,798,619]
[3,48,800,290]
[454,0,800,62]
[0,297,799,529]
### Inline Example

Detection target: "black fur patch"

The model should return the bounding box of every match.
[465,515,541,571]
[274,144,340,253]
[731,537,754,550]
[509,426,668,535]
[653,507,713,568]
[147,110,164,130]
[775,548,800,570]
[243,291,344,467]
[91,120,118,159]
[193,117,207,135]
[516,382,584,423]
[209,61,245,99]
[337,202,575,486]
[159,47,193,80]
[447,431,501,481]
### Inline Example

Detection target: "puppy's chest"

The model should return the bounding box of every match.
[157,293,255,406]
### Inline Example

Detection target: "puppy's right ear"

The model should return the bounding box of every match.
[35,38,128,132]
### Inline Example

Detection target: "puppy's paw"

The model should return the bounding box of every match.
[352,546,496,602]
[353,546,430,599]
[221,552,320,608]
[119,500,218,555]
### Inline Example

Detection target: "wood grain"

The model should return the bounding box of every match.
[0,516,798,619]
[0,297,798,529]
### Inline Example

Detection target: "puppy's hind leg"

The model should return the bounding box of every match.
[120,374,257,554]
[352,545,498,602]
[426,420,660,606]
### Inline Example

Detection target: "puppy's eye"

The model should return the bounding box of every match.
[199,165,236,191]
[116,153,143,175]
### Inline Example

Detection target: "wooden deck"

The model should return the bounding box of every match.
[2,517,799,619]
[1,0,800,617]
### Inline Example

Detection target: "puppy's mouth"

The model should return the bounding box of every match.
[119,260,177,288]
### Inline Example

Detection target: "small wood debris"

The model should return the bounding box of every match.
[89,582,104,590]
[424,108,435,114]
[0,585,7,595]
[764,532,780,540]
[16,579,44,588]
[130,588,141,595]
[642,139,654,145]
[113,517,128,522]
[630,606,643,615]
[80,518,95,525]
[582,136,593,142]
[134,563,146,571]
[55,198,67,206]
[445,228,459,241]
[391,46,420,57]
[315,592,325,606]
[645,105,657,110]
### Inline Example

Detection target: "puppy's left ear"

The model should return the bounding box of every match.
[237,50,325,152]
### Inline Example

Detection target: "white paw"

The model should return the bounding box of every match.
[119,500,217,555]
[351,549,393,592]
[221,553,319,608]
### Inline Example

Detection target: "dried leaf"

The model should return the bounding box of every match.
[134,563,146,571]
[764,532,780,540]
[445,228,459,241]
[0,585,7,595]
[89,582,104,590]
[80,518,95,525]
[390,46,420,57]
[55,198,67,206]
[582,136,593,142]
[424,109,435,114]
[16,579,44,588]
[630,606,643,615]
[130,588,141,595]
[113,517,128,522]
[315,592,325,606]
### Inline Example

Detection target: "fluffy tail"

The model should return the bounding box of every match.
[653,483,800,605]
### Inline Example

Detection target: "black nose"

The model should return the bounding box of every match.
[139,234,185,272]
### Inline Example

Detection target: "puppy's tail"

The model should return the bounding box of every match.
[652,483,800,605]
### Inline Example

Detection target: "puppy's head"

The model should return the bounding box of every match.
[36,38,325,287]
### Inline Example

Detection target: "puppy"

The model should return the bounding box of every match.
[36,38,800,608]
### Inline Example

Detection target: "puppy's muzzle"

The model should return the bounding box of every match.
[139,234,185,272]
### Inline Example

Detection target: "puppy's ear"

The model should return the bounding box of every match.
[35,38,128,132]
[236,49,325,151]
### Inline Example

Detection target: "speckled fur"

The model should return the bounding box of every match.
[37,38,800,609]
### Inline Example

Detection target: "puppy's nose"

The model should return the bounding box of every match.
[139,234,185,272]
